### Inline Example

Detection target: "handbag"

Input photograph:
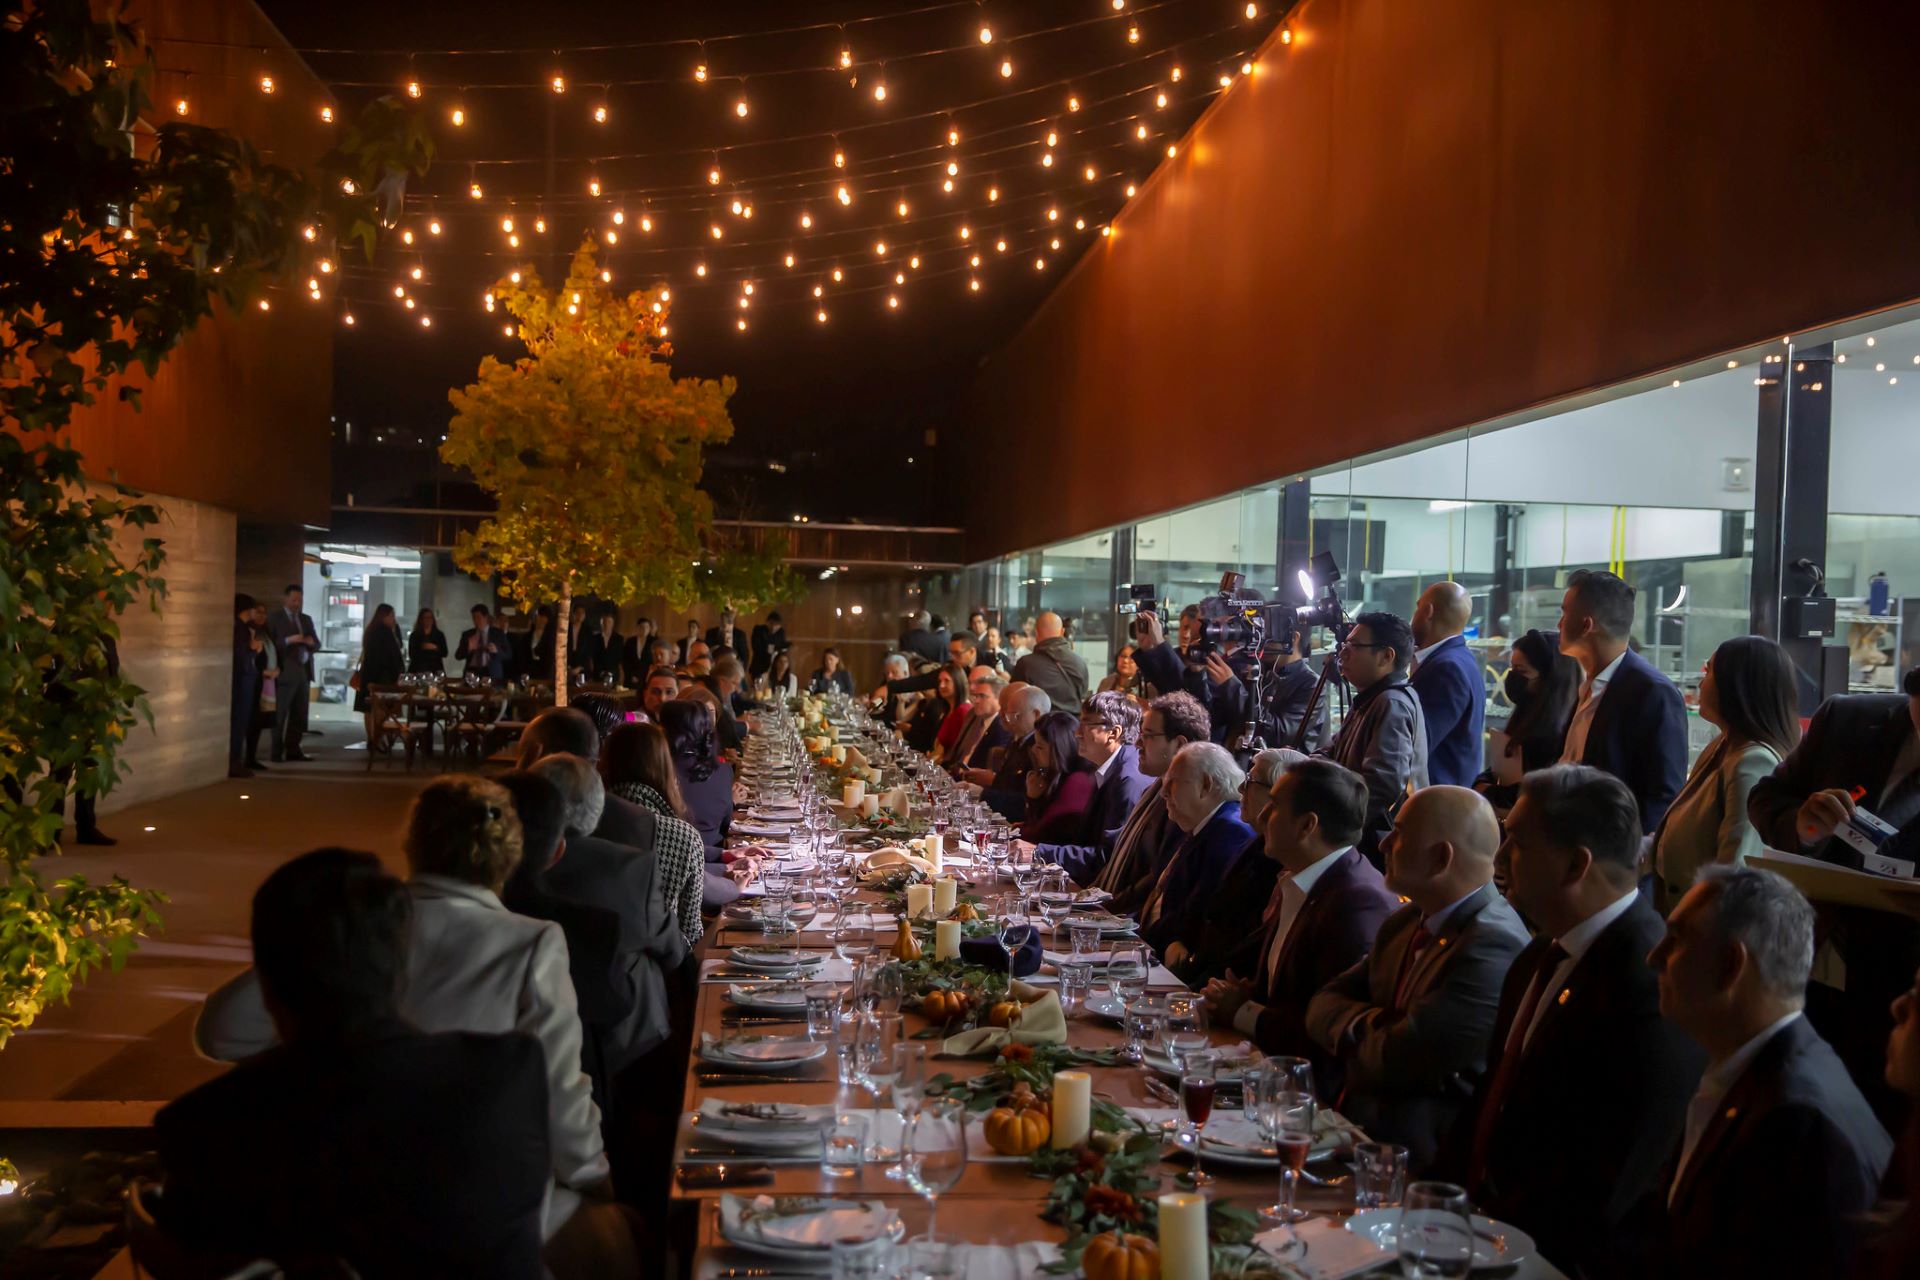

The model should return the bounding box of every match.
[348,669,363,691]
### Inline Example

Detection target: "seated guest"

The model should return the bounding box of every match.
[905,665,965,754]
[640,664,681,720]
[407,605,449,675]
[972,683,1048,820]
[456,603,507,682]
[659,697,735,857]
[704,655,753,749]
[195,779,634,1271]
[1092,691,1212,912]
[1135,742,1255,953]
[1650,636,1800,910]
[930,668,973,762]
[1556,568,1688,832]
[1474,629,1580,810]
[599,721,709,948]
[1857,964,1920,1279]
[757,649,799,700]
[580,609,623,684]
[809,646,857,695]
[1013,610,1092,711]
[685,639,712,677]
[527,754,685,1068]
[1163,747,1295,984]
[1021,710,1100,843]
[946,667,1013,777]
[870,652,914,725]
[1098,643,1141,696]
[1023,691,1150,886]
[157,848,550,1279]
[1458,766,1704,1274]
[1409,582,1487,789]
[1305,786,1529,1169]
[1651,865,1893,1279]
[1317,611,1431,865]
[1202,758,1398,1078]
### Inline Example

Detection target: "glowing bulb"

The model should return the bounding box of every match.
[604,230,617,244]
[947,160,959,176]
[510,271,522,283]
[1041,152,1054,167]
[836,185,851,205]
[594,104,607,123]
[406,80,421,98]
[1084,165,1097,180]
[507,233,519,247]
[839,48,853,69]
[695,263,708,277]
[896,200,909,217]
[1074,217,1086,230]
[403,297,415,310]
[1050,237,1061,250]
[969,277,981,291]
[988,185,1000,201]
[660,288,670,301]
[420,315,432,328]
[174,97,189,115]
[943,178,954,192]
[800,212,813,228]
[504,324,514,336]
[551,75,566,93]
[1171,66,1183,81]
[834,149,846,168]
[1137,124,1149,139]
[1035,257,1046,270]
[694,63,708,82]
[259,75,275,94]
[321,104,336,123]
[484,292,495,310]
[874,240,887,255]
[817,309,828,323]
[1867,335,1878,345]
[429,219,442,235]
[832,267,844,282]
[737,317,747,331]
[887,294,899,309]
[450,106,465,126]
[738,296,749,309]
[571,292,581,304]
[969,253,980,266]
[1246,1,1257,16]
[892,271,903,284]
[1128,25,1140,43]
[1068,95,1081,111]
[1000,58,1013,78]
[588,178,601,196]
[978,25,993,43]
[731,199,744,215]
[873,81,887,101]
[500,217,513,233]
[743,282,754,296]
[1125,183,1137,196]
[910,255,921,269]
[302,224,317,241]
[1242,60,1254,74]
[257,297,270,311]
[343,312,355,325]
[401,229,414,244]
[1156,92,1168,108]
[995,238,1007,252]
[735,98,749,117]
[784,253,795,267]
[469,182,483,199]
[1220,73,1234,87]
[612,210,624,225]
[1282,27,1292,43]
[1047,207,1059,221]
[318,258,334,273]
[393,286,405,297]
[340,179,355,194]
[813,284,824,297]
[1112,0,1125,10]
[948,127,960,146]
[708,167,721,184]
[960,225,971,240]
[1166,143,1177,156]
[640,215,653,232]
[410,266,424,280]
[1047,130,1059,147]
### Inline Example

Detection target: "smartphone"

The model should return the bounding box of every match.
[676,1163,775,1190]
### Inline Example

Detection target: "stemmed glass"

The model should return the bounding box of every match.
[1399,1182,1475,1278]
[1177,1048,1219,1188]
[1248,1061,1317,1231]
[903,1096,969,1244]
[832,908,874,964]
[885,1042,930,1181]
[994,893,1031,987]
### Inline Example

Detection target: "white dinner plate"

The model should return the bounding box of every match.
[721,1199,903,1261]
[1194,1116,1342,1167]
[1345,1209,1534,1271]
[726,981,813,1011]
[700,1034,829,1072]
[729,945,827,970]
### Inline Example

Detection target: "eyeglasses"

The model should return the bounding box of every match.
[1140,729,1170,741]
[1345,641,1392,652]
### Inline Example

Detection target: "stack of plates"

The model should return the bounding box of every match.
[1194,1112,1358,1168]
[718,1195,905,1263]
[729,945,827,971]
[698,1032,830,1073]
[726,981,814,1012]
[1345,1210,1535,1271]
[693,1100,829,1153]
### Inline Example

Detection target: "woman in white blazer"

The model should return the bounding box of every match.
[195,777,637,1277]
[1650,636,1802,911]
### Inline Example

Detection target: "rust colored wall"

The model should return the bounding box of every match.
[58,0,335,527]
[967,0,1920,559]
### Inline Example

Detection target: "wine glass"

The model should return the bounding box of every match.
[1108,942,1151,1017]
[885,1041,930,1182]
[1122,996,1162,1067]
[1158,993,1211,1074]
[1398,1182,1475,1278]
[833,909,874,963]
[1177,1047,1219,1187]
[903,1096,969,1244]
[994,894,1030,987]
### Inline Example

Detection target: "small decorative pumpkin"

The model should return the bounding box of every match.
[1082,1231,1159,1280]
[954,902,979,922]
[892,916,921,961]
[986,999,1024,1028]
[921,989,970,1021]
[983,1104,1051,1156]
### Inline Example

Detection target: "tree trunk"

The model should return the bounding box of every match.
[555,581,571,707]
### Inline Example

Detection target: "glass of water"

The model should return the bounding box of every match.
[1059,960,1093,1014]
[1399,1182,1475,1279]
[805,983,841,1041]
[1069,918,1103,959]
[1122,996,1162,1066]
[903,1096,970,1244]
[819,1112,868,1179]
[1355,1140,1409,1210]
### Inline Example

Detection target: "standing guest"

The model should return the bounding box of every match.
[1022,691,1151,886]
[758,650,800,700]
[581,610,623,684]
[1555,568,1688,833]
[749,612,788,681]
[1161,747,1294,984]
[1317,611,1431,866]
[564,603,590,675]
[1650,636,1800,910]
[1135,743,1255,952]
[675,618,701,664]
[1092,691,1212,910]
[157,848,551,1279]
[245,600,277,772]
[600,723,709,949]
[879,631,986,707]
[1014,610,1092,712]
[946,668,1013,777]
[1202,758,1398,1081]
[899,610,945,665]
[905,666,964,754]
[659,698,735,858]
[621,617,654,688]
[1409,581,1487,789]
[1458,766,1705,1274]
[1474,629,1580,809]
[354,603,405,750]
[518,605,555,680]
[1005,627,1033,661]
[1651,865,1893,1279]
[1099,644,1142,696]
[267,584,318,763]
[230,594,263,779]
[979,626,1011,672]
[1020,710,1101,843]
[1305,786,1529,1168]
[408,607,448,676]
[809,647,857,695]
[973,684,1049,820]
[706,608,749,663]
[457,604,507,682]
[641,665,681,720]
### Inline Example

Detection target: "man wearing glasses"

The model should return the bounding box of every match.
[1016,691,1152,886]
[1318,611,1429,867]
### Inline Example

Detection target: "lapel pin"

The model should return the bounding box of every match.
[1556,988,1571,1005]
[1724,1106,1738,1121]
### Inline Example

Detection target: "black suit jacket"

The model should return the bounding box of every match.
[749,624,787,677]
[455,626,507,681]
[1655,1015,1892,1280]
[1577,648,1689,833]
[706,624,748,658]
[1170,832,1279,986]
[580,631,623,682]
[981,732,1033,820]
[155,1020,549,1279]
[407,626,448,675]
[1748,692,1920,867]
[1456,897,1704,1275]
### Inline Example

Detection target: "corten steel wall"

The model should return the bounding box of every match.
[966,0,1920,560]
[57,0,335,527]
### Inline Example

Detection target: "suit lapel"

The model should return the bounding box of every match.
[1269,851,1356,995]
[1401,883,1495,1002]
[1669,1019,1797,1214]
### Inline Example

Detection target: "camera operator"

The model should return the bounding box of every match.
[1319,611,1430,866]
[1131,611,1327,752]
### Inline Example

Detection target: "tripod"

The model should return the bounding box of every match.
[1290,626,1353,752]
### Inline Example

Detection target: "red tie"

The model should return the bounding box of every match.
[1468,943,1568,1189]
[1390,925,1435,1010]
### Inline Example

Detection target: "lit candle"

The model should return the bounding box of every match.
[1051,1070,1091,1149]
[843,779,865,808]
[905,883,933,918]
[1157,1193,1209,1280]
[934,919,962,960]
[887,787,912,816]
[932,877,957,915]
[860,796,880,819]
[924,832,945,871]
[830,744,846,765]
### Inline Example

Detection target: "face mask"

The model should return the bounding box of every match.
[1504,670,1532,703]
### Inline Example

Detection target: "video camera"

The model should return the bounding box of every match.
[1174,552,1349,661]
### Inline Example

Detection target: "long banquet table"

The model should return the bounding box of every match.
[665,749,1572,1279]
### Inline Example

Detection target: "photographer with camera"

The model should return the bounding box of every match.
[1131,602,1328,755]
[1319,611,1430,866]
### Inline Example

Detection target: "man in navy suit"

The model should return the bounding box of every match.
[1410,582,1486,788]
[457,604,508,682]
[1135,742,1255,953]
[1023,691,1152,886]
[1555,569,1687,833]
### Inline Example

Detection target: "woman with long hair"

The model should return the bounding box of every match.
[1650,635,1801,909]
[407,606,447,675]
[600,722,707,947]
[902,664,960,753]
[1021,709,1100,843]
[657,698,734,858]
[1476,628,1582,810]
[356,603,405,748]
[1098,644,1141,695]
[929,667,973,763]
[758,650,799,700]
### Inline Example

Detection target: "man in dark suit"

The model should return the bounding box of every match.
[1317,611,1430,865]
[519,605,557,682]
[267,584,318,762]
[705,608,749,664]
[1161,747,1289,985]
[899,610,945,665]
[1024,691,1153,887]
[230,593,263,779]
[619,617,655,688]
[971,683,1047,820]
[1409,582,1486,788]
[1555,569,1687,833]
[155,848,550,1278]
[749,612,787,681]
[1306,785,1529,1169]
[457,603,508,682]
[1203,758,1399,1085]
[1136,742,1256,953]
[1649,864,1893,1279]
[1454,766,1704,1274]
[946,667,1014,779]
[1093,692,1212,912]
[580,610,623,684]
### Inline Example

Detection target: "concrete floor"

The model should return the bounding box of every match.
[2,706,460,1116]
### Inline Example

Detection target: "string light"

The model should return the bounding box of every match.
[948,127,960,146]
[318,258,334,273]
[872,80,887,101]
[1041,152,1054,167]
[405,79,421,98]
[500,217,513,233]
[839,47,852,69]
[800,212,813,228]
[1084,164,1097,180]
[550,74,566,93]
[174,97,189,115]
[428,219,442,234]
[813,284,824,297]
[1245,2,1258,17]
[708,166,722,184]
[894,271,905,285]
[343,312,355,325]
[612,210,624,225]
[711,223,724,239]
[469,182,483,199]
[1136,123,1148,139]
[695,262,708,276]
[605,229,618,244]
[735,97,749,117]
[969,277,981,291]
[504,324,514,337]
[410,265,424,280]
[784,253,795,267]
[817,309,828,323]
[1281,27,1292,44]
[319,104,332,122]
[1000,57,1013,78]
[404,297,416,310]
[969,253,981,266]
[978,24,993,43]
[421,315,432,328]
[340,178,356,194]
[943,179,954,192]
[959,225,971,240]
[737,318,748,331]
[887,294,899,309]
[1156,92,1168,108]
[1242,60,1254,74]
[1035,257,1047,270]
[450,106,465,126]
[1170,66,1183,81]
[832,267,844,282]
[1046,129,1059,147]
[988,185,1000,201]
[896,199,909,217]
[640,214,653,232]
[995,238,1007,252]
[836,185,852,205]
[874,240,887,255]
[1127,25,1140,44]
[1167,143,1177,156]
[588,177,601,196]
[1074,217,1086,230]
[1220,73,1233,86]
[258,75,275,94]
[402,229,415,245]
[833,149,847,167]
[1125,183,1137,197]
[1068,94,1081,111]
[594,103,608,123]
[301,225,317,241]
[731,199,744,215]
[1049,237,1061,249]
[694,63,708,82]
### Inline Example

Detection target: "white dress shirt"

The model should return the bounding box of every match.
[1138,800,1226,927]
[1512,889,1638,1052]
[1559,649,1628,764]
[1669,1010,1803,1203]
[1094,749,1121,783]
[1410,636,1452,674]
[1232,846,1352,1035]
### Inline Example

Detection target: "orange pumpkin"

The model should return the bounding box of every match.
[1082,1231,1160,1280]
[986,1000,1024,1028]
[982,1104,1051,1155]
[920,989,971,1021]
[954,902,979,921]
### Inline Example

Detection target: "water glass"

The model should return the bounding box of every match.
[905,1240,959,1280]
[1122,996,1162,1065]
[1069,919,1103,959]
[833,1010,863,1086]
[805,984,842,1041]
[834,911,875,964]
[1399,1182,1475,1279]
[819,1112,868,1179]
[1059,961,1093,1014]
[1354,1140,1410,1210]
[1109,942,1150,1004]
[859,1012,906,1103]
[903,1096,969,1244]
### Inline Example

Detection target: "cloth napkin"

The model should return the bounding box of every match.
[861,846,935,876]
[940,982,1067,1056]
[718,1193,894,1249]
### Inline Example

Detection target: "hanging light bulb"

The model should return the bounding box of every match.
[695,262,708,277]
[1245,2,1258,16]
[402,229,415,244]
[1220,73,1234,87]
[817,309,828,323]
[450,106,466,126]
[1047,207,1059,222]
[588,177,601,196]
[504,324,514,337]
[1167,143,1177,156]
[394,285,406,298]
[640,214,653,232]
[510,271,522,283]
[301,224,317,241]
[731,199,744,215]
[735,97,749,117]
[405,80,421,98]
[874,239,887,255]
[469,182,483,199]
[948,127,960,146]
[1125,183,1137,197]
[894,271,905,285]
[1050,237,1061,250]
[1074,217,1086,230]
[500,217,514,233]
[1000,57,1013,78]
[1170,66,1183,81]
[1156,92,1168,108]
[943,178,954,192]
[403,297,415,310]
[988,185,1000,201]
[909,255,921,269]
[1136,123,1148,139]
[873,80,887,101]
[429,218,443,235]
[1068,94,1081,111]
[742,282,754,296]
[813,284,824,297]
[694,63,708,82]
[959,225,971,240]
[708,166,722,184]
[318,258,334,273]
[887,295,899,310]
[1035,257,1047,270]
[970,277,981,292]
[978,24,993,43]
[1041,152,1054,167]
[1127,24,1140,43]
[800,212,813,228]
[550,74,566,93]
[174,97,189,115]
[896,199,909,217]
[343,312,356,325]
[1282,26,1293,43]
[737,318,748,331]
[605,230,617,244]
[612,210,624,225]
[258,75,275,94]
[832,266,844,282]
[1242,60,1255,74]
[839,47,853,69]
[594,103,608,123]
[969,254,981,266]
[836,185,852,205]
[784,253,795,268]
[711,224,724,239]
[1084,164,1097,181]
[319,103,332,122]
[995,238,1007,252]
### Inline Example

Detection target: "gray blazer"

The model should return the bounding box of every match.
[266,607,317,683]
[1306,881,1529,1168]
[1321,676,1430,862]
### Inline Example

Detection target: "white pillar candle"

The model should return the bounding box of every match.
[1157,1193,1209,1280]
[905,883,933,919]
[932,877,957,916]
[934,919,962,960]
[1050,1070,1091,1149]
[842,778,865,808]
[887,787,912,817]
[860,795,880,819]
[924,832,944,871]
[830,744,846,765]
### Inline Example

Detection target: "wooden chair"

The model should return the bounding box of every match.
[365,687,428,771]
[446,692,510,765]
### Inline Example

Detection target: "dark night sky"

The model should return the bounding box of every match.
[251,1,1283,522]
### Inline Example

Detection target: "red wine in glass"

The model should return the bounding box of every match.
[1181,1075,1216,1127]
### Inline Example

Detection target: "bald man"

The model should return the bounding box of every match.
[1305,785,1529,1168]
[1012,610,1091,712]
[1409,581,1487,788]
